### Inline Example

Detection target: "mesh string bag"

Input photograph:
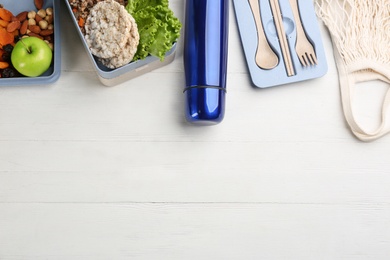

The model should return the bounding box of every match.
[315,0,390,141]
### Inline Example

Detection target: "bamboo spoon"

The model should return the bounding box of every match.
[269,0,295,76]
[248,0,279,70]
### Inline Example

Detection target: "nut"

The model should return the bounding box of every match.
[34,0,44,10]
[16,11,28,22]
[47,42,53,51]
[44,15,53,24]
[28,24,41,34]
[20,20,28,34]
[44,35,52,42]
[28,18,36,26]
[38,20,48,30]
[6,20,21,32]
[40,29,53,36]
[46,7,53,16]
[35,13,43,22]
[27,11,36,19]
[27,32,43,40]
[37,9,46,18]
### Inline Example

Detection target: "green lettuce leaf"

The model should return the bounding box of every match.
[126,0,181,61]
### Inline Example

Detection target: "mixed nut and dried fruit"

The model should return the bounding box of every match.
[0,0,55,78]
[69,0,182,69]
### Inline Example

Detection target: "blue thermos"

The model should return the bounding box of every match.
[183,0,229,125]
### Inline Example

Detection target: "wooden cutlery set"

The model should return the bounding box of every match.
[233,0,327,88]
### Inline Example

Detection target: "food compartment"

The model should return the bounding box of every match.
[0,0,60,86]
[63,0,177,87]
[233,0,327,88]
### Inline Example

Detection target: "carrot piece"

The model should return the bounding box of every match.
[78,17,85,27]
[0,8,13,22]
[0,61,9,69]
[0,27,14,46]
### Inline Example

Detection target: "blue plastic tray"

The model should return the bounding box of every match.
[0,0,61,86]
[233,0,327,88]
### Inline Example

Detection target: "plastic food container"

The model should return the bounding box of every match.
[64,0,177,87]
[0,0,61,86]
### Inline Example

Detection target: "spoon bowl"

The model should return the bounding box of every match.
[248,0,279,69]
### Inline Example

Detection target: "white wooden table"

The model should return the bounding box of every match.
[1,1,390,259]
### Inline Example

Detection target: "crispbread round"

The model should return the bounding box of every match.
[84,0,138,62]
[99,12,140,69]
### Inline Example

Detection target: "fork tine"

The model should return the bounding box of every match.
[309,52,318,65]
[290,0,318,67]
[306,53,315,66]
[298,54,307,66]
[303,54,311,66]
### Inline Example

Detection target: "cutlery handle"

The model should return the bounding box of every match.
[269,0,295,76]
[183,0,229,125]
[289,0,306,40]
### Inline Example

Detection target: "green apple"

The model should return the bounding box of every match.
[11,37,53,77]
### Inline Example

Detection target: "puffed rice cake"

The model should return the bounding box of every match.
[84,0,139,68]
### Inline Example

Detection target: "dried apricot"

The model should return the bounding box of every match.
[0,61,9,69]
[0,27,14,46]
[0,19,9,28]
[0,8,13,22]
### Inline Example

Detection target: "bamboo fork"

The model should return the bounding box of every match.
[269,0,295,76]
[289,0,318,66]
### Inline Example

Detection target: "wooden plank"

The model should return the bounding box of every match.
[1,203,390,259]
[0,138,389,203]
